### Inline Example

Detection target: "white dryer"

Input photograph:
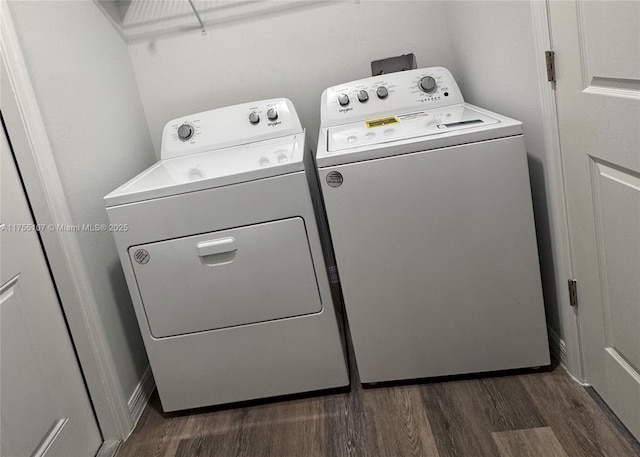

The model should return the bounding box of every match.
[105,99,348,412]
[315,68,550,384]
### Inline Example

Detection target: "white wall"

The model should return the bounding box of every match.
[444,1,564,338]
[127,1,457,155]
[8,0,155,403]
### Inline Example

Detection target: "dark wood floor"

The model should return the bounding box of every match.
[117,358,639,457]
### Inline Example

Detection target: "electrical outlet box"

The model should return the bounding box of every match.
[371,54,417,76]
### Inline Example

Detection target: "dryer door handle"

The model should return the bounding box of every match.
[197,237,237,257]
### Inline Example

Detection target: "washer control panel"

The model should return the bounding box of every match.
[161,98,302,159]
[320,67,464,127]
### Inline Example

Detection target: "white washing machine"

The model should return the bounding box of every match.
[105,98,348,411]
[315,68,550,384]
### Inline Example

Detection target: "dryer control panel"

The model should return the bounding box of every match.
[320,67,464,128]
[161,98,303,160]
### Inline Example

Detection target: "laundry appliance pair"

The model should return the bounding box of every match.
[105,67,549,412]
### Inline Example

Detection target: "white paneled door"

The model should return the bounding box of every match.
[549,0,640,440]
[0,124,102,456]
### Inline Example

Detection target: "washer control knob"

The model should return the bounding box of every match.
[267,108,278,121]
[177,124,193,141]
[376,86,389,99]
[357,90,369,103]
[419,76,437,93]
[249,111,260,124]
[338,94,350,106]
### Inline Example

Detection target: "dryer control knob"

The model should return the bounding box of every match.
[357,90,369,103]
[249,111,260,124]
[177,124,194,141]
[338,94,350,106]
[267,108,278,121]
[376,86,389,99]
[419,76,437,93]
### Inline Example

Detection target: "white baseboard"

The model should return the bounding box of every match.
[95,440,120,457]
[127,366,155,436]
[547,325,568,367]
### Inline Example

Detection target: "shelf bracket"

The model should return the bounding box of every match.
[188,0,207,35]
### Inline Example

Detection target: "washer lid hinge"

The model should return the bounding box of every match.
[545,51,556,82]
[568,279,578,307]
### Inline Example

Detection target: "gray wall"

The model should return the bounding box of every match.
[8,0,155,402]
[126,1,457,156]
[444,1,563,338]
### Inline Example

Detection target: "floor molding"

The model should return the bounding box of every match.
[127,366,155,435]
[96,440,121,457]
[547,325,567,367]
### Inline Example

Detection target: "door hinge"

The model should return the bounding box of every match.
[545,51,556,82]
[568,279,578,307]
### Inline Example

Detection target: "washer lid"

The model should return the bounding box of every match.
[105,134,305,207]
[316,104,523,168]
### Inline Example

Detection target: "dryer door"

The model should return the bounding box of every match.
[129,217,322,338]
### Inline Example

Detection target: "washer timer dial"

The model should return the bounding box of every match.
[177,124,194,141]
[419,76,437,93]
